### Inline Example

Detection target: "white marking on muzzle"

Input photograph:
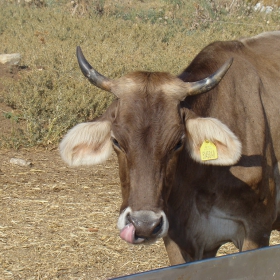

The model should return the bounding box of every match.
[117,207,133,230]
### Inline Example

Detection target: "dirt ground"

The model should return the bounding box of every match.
[0,66,280,280]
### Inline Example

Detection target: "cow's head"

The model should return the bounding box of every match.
[60,47,242,244]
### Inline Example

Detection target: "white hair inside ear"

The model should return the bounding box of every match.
[59,121,113,166]
[186,117,242,165]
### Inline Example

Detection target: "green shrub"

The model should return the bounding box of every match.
[0,0,279,148]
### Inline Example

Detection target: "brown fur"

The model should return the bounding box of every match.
[60,31,280,264]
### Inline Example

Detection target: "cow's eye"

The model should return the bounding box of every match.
[111,137,121,149]
[174,139,183,151]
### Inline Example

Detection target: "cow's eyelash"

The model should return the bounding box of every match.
[173,139,184,151]
[111,137,121,149]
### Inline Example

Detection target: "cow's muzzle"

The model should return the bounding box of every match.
[117,208,169,244]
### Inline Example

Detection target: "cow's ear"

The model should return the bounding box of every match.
[185,117,242,165]
[59,121,113,166]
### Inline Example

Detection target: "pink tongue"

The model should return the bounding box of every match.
[120,223,135,244]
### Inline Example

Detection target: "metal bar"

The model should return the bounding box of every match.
[111,245,280,280]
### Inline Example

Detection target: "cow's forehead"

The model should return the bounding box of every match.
[111,71,188,100]
[109,72,181,122]
[115,86,180,124]
[107,71,185,149]
[110,88,184,151]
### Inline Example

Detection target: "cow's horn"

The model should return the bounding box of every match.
[183,58,233,98]
[76,46,112,92]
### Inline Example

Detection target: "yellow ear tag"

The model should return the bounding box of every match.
[200,140,218,161]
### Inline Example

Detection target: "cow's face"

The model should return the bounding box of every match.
[110,74,186,244]
[59,48,242,244]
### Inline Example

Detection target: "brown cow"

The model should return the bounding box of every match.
[60,31,280,264]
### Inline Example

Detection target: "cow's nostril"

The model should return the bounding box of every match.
[152,217,163,235]
[126,212,165,238]
[127,214,131,223]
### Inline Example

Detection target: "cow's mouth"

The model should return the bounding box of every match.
[120,223,145,244]
[117,208,169,244]
[119,217,164,244]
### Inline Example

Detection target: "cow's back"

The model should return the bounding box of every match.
[241,32,280,161]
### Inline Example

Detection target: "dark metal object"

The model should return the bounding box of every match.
[111,245,280,280]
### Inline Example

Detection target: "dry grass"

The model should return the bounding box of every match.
[1,0,280,148]
[0,110,279,279]
[0,147,279,279]
[0,149,170,279]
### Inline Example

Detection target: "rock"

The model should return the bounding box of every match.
[10,158,32,167]
[0,53,21,66]
[254,3,273,14]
